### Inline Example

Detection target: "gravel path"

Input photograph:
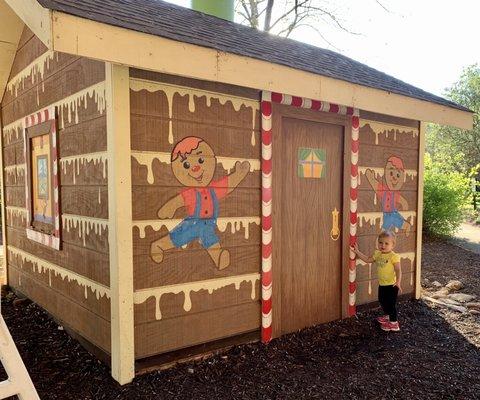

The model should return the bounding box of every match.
[1,237,479,400]
[451,222,480,255]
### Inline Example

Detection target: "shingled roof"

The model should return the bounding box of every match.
[38,0,469,112]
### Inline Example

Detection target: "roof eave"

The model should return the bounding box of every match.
[0,1,29,105]
[3,2,474,130]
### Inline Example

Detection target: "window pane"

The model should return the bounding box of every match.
[31,133,53,226]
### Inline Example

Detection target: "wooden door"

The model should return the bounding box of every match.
[273,108,344,335]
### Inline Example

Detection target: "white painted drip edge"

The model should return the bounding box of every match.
[131,151,260,167]
[2,81,106,135]
[360,119,419,133]
[358,166,418,177]
[8,245,110,298]
[60,151,108,163]
[6,51,56,94]
[62,214,109,225]
[129,78,260,108]
[134,273,261,297]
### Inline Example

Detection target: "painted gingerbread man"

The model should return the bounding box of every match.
[365,156,411,236]
[150,136,250,269]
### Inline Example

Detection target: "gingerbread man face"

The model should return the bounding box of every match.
[171,140,216,187]
[384,161,405,191]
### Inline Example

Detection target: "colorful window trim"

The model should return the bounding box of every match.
[23,106,61,250]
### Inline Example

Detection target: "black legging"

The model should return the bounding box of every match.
[378,285,399,322]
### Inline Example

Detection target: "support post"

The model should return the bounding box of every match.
[415,122,426,299]
[105,63,134,384]
[0,118,8,286]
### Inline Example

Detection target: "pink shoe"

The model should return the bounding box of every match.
[376,315,389,324]
[381,321,400,332]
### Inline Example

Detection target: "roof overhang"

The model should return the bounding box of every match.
[0,1,25,104]
[3,0,474,130]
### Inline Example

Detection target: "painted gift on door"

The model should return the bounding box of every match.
[150,136,250,269]
[365,156,411,236]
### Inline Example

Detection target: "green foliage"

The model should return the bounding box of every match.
[423,154,472,237]
[426,64,480,176]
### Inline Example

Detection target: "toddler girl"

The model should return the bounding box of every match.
[351,230,402,331]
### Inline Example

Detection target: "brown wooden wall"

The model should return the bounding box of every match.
[130,70,261,359]
[356,111,420,305]
[1,28,110,353]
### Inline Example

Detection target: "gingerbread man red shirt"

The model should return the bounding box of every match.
[180,176,229,218]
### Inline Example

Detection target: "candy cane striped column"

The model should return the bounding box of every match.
[261,92,273,343]
[260,91,359,341]
[349,112,360,316]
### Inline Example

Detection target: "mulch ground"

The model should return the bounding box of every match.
[2,237,480,400]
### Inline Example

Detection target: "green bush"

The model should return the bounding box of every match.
[423,154,471,237]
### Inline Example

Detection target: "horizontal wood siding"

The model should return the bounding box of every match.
[356,110,419,305]
[1,28,110,351]
[130,70,261,358]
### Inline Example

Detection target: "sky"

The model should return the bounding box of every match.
[166,0,479,97]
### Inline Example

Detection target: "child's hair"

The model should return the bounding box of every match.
[387,156,405,171]
[171,136,203,162]
[378,230,396,242]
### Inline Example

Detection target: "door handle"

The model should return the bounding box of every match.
[330,207,340,241]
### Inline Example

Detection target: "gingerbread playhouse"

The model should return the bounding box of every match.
[0,0,473,384]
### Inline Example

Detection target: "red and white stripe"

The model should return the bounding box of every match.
[261,92,273,343]
[23,106,61,250]
[349,112,360,316]
[260,91,359,342]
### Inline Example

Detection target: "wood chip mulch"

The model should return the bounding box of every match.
[1,237,480,399]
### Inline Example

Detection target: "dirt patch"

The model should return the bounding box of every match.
[422,236,480,348]
[1,238,480,399]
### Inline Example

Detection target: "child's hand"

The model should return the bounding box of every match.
[394,281,403,293]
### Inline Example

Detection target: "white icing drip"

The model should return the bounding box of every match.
[60,152,107,184]
[57,82,106,128]
[98,187,101,204]
[61,214,108,246]
[131,151,260,184]
[2,82,106,145]
[357,211,416,228]
[4,164,26,182]
[134,273,260,320]
[360,120,419,145]
[130,78,259,146]
[216,157,260,174]
[2,123,22,145]
[131,152,170,184]
[8,245,110,299]
[216,217,260,240]
[6,51,56,97]
[6,206,27,225]
[133,217,260,240]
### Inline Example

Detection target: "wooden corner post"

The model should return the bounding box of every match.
[105,63,135,384]
[415,122,426,299]
[0,118,8,286]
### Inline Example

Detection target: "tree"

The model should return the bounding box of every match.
[235,0,359,44]
[427,64,480,176]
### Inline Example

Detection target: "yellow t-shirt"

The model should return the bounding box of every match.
[373,250,400,286]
